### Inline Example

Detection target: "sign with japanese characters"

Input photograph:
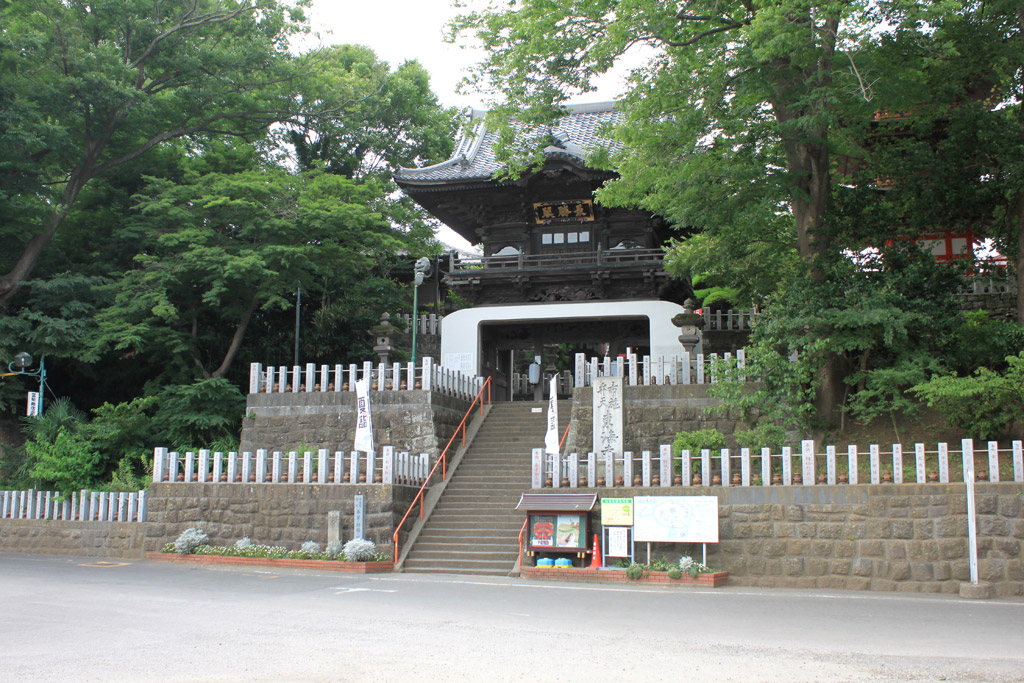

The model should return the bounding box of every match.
[533,199,594,224]
[601,497,633,526]
[633,496,719,543]
[593,376,623,469]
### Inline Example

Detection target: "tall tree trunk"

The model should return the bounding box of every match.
[210,293,261,379]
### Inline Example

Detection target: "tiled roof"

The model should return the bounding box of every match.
[394,102,623,185]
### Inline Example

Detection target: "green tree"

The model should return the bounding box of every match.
[0,0,313,310]
[92,165,411,380]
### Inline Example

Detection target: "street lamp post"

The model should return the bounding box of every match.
[411,257,431,366]
[3,351,46,415]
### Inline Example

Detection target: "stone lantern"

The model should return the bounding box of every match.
[371,312,401,366]
[671,298,704,355]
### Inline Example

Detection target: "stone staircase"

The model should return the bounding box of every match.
[401,400,571,576]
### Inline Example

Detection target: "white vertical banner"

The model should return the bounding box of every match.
[354,377,374,455]
[545,375,559,455]
[26,392,40,417]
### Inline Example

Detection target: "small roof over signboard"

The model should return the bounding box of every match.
[514,493,598,512]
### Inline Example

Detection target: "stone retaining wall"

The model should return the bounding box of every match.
[957,290,1017,320]
[142,482,420,556]
[567,384,751,453]
[595,482,1023,596]
[240,389,472,457]
[0,519,146,558]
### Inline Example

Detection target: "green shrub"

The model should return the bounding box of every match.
[672,428,726,459]
[910,353,1024,440]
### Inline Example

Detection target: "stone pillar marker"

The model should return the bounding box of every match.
[781,447,792,485]
[240,452,251,483]
[90,492,99,521]
[826,445,837,485]
[287,451,297,482]
[153,447,167,483]
[659,445,671,488]
[107,493,116,521]
[892,443,903,484]
[641,451,651,487]
[622,451,632,486]
[303,451,312,483]
[198,449,210,483]
[334,451,344,485]
[1013,441,1023,481]
[128,493,138,522]
[353,495,365,540]
[43,491,51,519]
[721,448,731,486]
[801,440,815,485]
[381,446,393,485]
[568,452,579,488]
[79,490,88,521]
[328,511,342,546]
[741,448,751,486]
[349,451,359,483]
[531,449,543,489]
[118,492,127,521]
[938,442,949,482]
[848,445,859,485]
[761,448,771,486]
[869,444,880,484]
[256,449,267,483]
[184,451,195,483]
[213,452,224,482]
[551,452,560,488]
[169,452,180,482]
[680,450,691,487]
[987,441,1000,483]
[272,452,282,483]
[138,490,148,522]
[700,449,711,485]
[318,449,328,484]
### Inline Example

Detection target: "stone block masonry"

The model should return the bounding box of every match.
[0,520,146,558]
[568,384,752,453]
[142,482,420,556]
[240,389,471,459]
[599,482,1024,596]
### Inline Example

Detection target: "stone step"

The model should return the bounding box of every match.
[403,558,517,572]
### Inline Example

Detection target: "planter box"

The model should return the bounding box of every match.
[145,552,393,573]
[521,566,728,587]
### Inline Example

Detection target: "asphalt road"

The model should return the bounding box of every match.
[1,553,1022,682]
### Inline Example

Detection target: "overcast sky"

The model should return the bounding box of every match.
[305,0,639,110]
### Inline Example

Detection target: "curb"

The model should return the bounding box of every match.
[145,552,394,573]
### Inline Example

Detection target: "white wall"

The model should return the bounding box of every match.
[440,300,688,375]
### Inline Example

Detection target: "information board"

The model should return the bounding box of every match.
[600,497,633,526]
[633,496,719,543]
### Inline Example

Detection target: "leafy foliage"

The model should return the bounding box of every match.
[25,427,103,495]
[911,354,1024,440]
[672,429,726,459]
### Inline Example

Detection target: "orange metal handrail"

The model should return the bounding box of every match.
[518,517,529,570]
[392,376,492,562]
[559,423,570,449]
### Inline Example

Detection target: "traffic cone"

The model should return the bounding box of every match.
[589,533,602,569]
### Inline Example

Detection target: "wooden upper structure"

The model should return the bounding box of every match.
[394,103,686,305]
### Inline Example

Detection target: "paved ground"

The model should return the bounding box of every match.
[1,553,1022,682]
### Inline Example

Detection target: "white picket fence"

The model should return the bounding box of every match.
[1,488,147,522]
[394,312,442,335]
[703,308,761,331]
[573,350,747,387]
[152,446,431,487]
[248,357,483,401]
[532,439,1024,489]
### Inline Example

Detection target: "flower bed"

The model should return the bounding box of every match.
[146,552,393,573]
[521,566,728,586]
